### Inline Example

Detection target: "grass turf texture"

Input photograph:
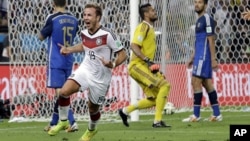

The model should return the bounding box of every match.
[0,112,249,141]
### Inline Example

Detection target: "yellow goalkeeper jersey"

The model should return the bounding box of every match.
[129,21,156,66]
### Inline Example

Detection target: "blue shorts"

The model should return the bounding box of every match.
[192,58,212,79]
[47,68,72,88]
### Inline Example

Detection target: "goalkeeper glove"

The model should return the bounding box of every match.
[143,57,160,73]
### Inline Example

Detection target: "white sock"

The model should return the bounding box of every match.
[122,108,128,115]
[59,105,69,121]
[88,120,98,131]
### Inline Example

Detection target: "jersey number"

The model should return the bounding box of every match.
[88,51,96,60]
[62,26,74,47]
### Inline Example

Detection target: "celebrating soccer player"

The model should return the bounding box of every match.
[118,3,171,128]
[47,3,127,141]
[38,0,79,132]
[182,0,222,122]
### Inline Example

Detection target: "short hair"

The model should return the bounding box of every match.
[139,3,152,19]
[204,0,208,4]
[84,4,103,20]
[53,0,66,7]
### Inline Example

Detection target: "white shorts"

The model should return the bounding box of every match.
[69,64,111,105]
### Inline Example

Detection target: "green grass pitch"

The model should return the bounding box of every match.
[0,112,249,141]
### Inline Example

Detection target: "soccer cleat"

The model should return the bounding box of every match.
[65,122,79,132]
[79,128,98,141]
[152,121,171,128]
[44,124,54,132]
[48,120,69,136]
[118,108,129,127]
[182,115,201,122]
[209,115,223,122]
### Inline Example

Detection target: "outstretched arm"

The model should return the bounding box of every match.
[58,43,84,55]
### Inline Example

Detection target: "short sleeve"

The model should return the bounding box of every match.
[204,13,215,36]
[40,14,53,39]
[107,31,124,53]
[132,23,149,46]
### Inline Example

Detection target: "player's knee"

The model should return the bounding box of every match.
[162,81,170,90]
[60,88,71,97]
[88,101,100,113]
[191,79,201,90]
[159,82,170,96]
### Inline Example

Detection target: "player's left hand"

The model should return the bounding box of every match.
[144,57,160,73]
[212,59,218,71]
[98,56,114,68]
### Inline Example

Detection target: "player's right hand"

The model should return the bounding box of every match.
[212,59,219,71]
[58,43,70,55]
[186,57,193,69]
[186,60,193,69]
[242,8,250,20]
[144,57,160,73]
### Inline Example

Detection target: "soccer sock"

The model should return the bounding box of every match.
[50,99,59,126]
[67,108,75,126]
[193,92,202,118]
[208,90,221,116]
[124,99,156,115]
[88,111,101,131]
[58,95,70,121]
[155,85,170,122]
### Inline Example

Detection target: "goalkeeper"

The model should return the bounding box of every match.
[119,3,171,128]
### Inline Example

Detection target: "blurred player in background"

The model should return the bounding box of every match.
[182,0,222,122]
[47,3,127,141]
[118,3,171,128]
[242,8,250,20]
[38,0,78,132]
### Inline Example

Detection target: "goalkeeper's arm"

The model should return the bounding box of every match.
[130,43,147,60]
[131,43,159,73]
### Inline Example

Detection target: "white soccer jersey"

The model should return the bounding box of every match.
[70,26,124,105]
[81,26,123,81]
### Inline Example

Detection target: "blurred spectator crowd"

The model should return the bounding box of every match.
[166,0,250,64]
[209,0,250,63]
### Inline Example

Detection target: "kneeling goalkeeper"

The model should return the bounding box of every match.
[119,3,171,128]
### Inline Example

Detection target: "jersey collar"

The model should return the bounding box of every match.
[142,21,153,28]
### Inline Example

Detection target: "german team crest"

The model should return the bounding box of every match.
[96,38,102,45]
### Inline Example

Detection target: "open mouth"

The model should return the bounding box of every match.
[84,21,90,27]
